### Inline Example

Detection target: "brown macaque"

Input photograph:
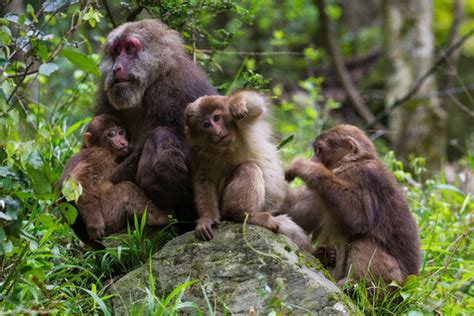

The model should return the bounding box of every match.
[283,125,420,285]
[185,90,312,252]
[95,20,217,226]
[59,114,169,248]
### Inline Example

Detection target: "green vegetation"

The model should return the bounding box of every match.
[1,1,473,314]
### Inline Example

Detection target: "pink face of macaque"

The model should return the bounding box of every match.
[200,109,233,145]
[106,126,129,159]
[109,37,142,84]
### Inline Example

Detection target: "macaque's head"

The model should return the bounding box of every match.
[100,19,184,110]
[312,125,376,168]
[83,114,129,160]
[185,96,235,148]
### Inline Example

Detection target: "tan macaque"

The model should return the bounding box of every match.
[283,125,420,285]
[59,114,170,248]
[185,90,312,252]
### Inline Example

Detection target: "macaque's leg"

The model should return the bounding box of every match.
[77,194,106,240]
[136,127,193,210]
[221,162,279,232]
[344,238,404,284]
[102,182,170,235]
[110,148,142,184]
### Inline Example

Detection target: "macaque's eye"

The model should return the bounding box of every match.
[108,130,117,138]
[213,114,220,122]
[126,44,134,55]
[203,121,211,129]
[118,129,125,136]
[111,45,121,57]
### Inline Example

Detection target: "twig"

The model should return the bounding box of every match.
[242,213,281,262]
[126,5,144,22]
[366,28,474,129]
[315,0,384,130]
[3,1,91,111]
[197,49,306,56]
[102,0,117,28]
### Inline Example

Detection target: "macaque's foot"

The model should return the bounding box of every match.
[195,217,220,241]
[247,212,279,233]
[336,277,355,288]
[313,246,337,268]
[87,223,106,240]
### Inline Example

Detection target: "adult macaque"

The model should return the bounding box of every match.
[185,90,312,252]
[59,115,169,248]
[283,125,420,285]
[95,19,217,224]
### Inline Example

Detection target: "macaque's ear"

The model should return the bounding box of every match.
[83,132,93,148]
[343,136,358,153]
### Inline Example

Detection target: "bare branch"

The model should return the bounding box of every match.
[366,28,474,129]
[102,0,117,28]
[315,0,384,130]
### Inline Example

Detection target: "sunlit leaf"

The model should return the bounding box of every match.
[59,202,78,225]
[61,178,82,203]
[38,63,59,77]
[61,48,99,78]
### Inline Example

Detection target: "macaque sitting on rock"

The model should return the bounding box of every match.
[185,90,312,252]
[283,124,420,286]
[59,114,170,248]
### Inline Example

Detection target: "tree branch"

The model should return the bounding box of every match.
[366,28,474,129]
[315,0,384,130]
[102,0,117,28]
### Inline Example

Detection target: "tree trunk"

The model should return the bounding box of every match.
[384,0,447,170]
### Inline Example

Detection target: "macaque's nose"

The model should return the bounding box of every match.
[113,64,122,73]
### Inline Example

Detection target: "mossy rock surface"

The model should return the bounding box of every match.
[108,221,359,314]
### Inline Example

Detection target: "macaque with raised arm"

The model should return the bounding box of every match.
[59,114,170,248]
[283,125,420,285]
[185,90,312,252]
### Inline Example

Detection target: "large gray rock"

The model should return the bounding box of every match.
[108,221,359,314]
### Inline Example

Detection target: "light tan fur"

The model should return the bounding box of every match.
[186,90,312,252]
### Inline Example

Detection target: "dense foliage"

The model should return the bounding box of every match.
[0,1,472,314]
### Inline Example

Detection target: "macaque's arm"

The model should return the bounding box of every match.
[285,158,378,234]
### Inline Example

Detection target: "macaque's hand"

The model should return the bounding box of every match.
[230,99,248,120]
[284,157,307,182]
[87,221,106,240]
[195,217,220,241]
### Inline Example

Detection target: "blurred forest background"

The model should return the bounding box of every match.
[0,0,472,314]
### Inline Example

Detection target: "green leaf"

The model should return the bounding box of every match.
[38,63,59,77]
[61,48,99,78]
[81,288,111,316]
[59,202,78,225]
[61,178,83,202]
[277,135,294,150]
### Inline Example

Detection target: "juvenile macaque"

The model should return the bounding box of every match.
[59,114,169,247]
[283,125,420,285]
[185,90,312,252]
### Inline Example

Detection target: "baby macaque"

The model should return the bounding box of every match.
[283,124,420,285]
[185,90,312,252]
[59,114,170,247]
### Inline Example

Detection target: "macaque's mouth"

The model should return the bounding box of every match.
[114,78,130,85]
[117,147,129,155]
[216,134,231,144]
